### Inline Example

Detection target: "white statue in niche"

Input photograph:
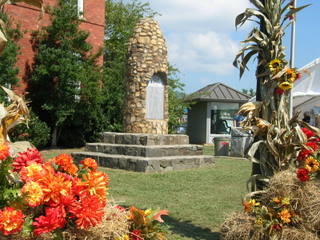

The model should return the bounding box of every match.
[146,74,164,120]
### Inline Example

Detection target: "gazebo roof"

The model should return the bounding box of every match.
[186,82,250,103]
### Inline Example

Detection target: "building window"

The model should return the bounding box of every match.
[74,81,81,102]
[146,74,164,120]
[77,0,84,18]
[210,109,236,134]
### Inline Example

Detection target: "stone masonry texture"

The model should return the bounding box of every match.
[123,18,169,134]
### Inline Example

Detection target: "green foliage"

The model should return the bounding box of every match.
[29,0,105,146]
[241,88,256,97]
[9,111,51,149]
[0,11,21,102]
[103,0,157,131]
[0,157,22,208]
[167,64,189,133]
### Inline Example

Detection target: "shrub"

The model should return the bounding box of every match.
[9,112,51,149]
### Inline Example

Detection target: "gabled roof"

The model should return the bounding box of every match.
[186,82,251,103]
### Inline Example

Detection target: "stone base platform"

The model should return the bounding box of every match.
[72,132,215,173]
[72,152,214,173]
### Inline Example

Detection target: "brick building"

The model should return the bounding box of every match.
[5,0,105,93]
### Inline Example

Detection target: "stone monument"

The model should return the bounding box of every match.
[123,18,168,134]
[72,18,215,172]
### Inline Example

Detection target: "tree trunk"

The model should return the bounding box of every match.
[51,126,58,147]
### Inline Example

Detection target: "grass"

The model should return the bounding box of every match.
[41,149,251,240]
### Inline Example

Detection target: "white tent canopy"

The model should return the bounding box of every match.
[293,58,320,115]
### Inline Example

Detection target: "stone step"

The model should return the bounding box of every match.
[72,152,215,173]
[101,132,189,145]
[86,143,203,157]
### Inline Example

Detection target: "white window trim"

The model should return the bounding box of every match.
[77,0,84,18]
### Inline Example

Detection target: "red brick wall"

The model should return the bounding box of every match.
[4,0,105,93]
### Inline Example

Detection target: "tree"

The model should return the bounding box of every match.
[29,0,105,146]
[167,64,189,133]
[103,0,157,131]
[241,88,256,97]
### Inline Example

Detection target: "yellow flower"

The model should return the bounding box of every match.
[21,181,44,207]
[279,81,292,91]
[115,235,129,240]
[281,198,290,205]
[144,209,152,216]
[286,68,297,82]
[304,157,319,173]
[256,217,264,225]
[269,59,282,73]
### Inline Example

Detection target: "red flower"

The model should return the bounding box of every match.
[302,128,315,139]
[69,195,104,229]
[275,87,285,95]
[296,168,310,182]
[272,224,282,230]
[115,205,126,212]
[306,142,318,151]
[130,229,142,240]
[33,206,66,235]
[296,72,302,79]
[297,149,312,161]
[0,207,25,236]
[12,148,43,172]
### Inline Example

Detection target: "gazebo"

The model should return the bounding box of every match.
[186,82,250,144]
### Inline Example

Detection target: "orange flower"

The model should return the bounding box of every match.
[272,197,281,204]
[20,163,46,182]
[129,206,148,225]
[69,195,104,229]
[279,209,292,223]
[243,199,259,212]
[304,157,319,173]
[39,172,73,206]
[286,68,297,82]
[80,171,108,201]
[54,154,78,175]
[0,207,25,236]
[0,143,10,160]
[21,181,44,207]
[81,158,98,170]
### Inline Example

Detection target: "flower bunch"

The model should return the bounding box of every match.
[269,59,301,94]
[0,146,108,238]
[296,128,320,182]
[116,206,168,240]
[243,197,300,232]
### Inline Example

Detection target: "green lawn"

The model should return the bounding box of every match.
[41,149,251,240]
[106,158,250,240]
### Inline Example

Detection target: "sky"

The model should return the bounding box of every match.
[126,0,320,94]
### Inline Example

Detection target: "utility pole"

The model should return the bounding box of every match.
[289,0,297,117]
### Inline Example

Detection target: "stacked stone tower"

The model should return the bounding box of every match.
[123,18,168,134]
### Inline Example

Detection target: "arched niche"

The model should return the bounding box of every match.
[146,73,166,120]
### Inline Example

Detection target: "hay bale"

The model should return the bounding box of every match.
[220,212,264,240]
[86,203,130,240]
[59,203,130,240]
[278,227,318,240]
[262,170,320,232]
